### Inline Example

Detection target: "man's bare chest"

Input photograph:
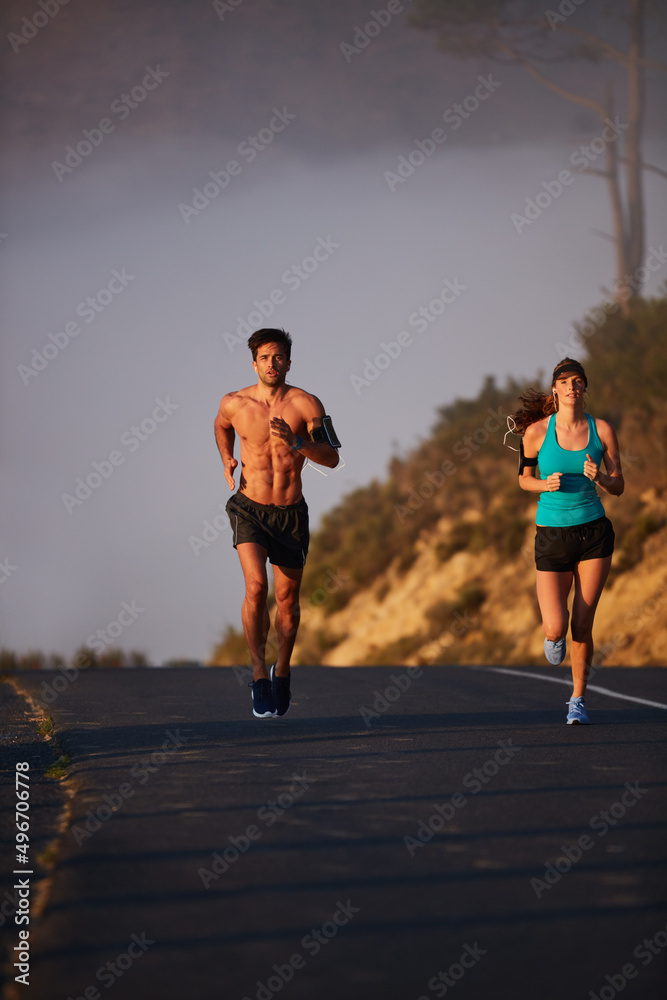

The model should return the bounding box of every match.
[233,399,303,442]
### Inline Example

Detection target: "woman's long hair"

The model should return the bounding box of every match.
[510,387,557,435]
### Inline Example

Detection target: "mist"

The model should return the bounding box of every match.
[2,0,666,663]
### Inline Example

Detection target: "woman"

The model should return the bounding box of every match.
[512,358,624,724]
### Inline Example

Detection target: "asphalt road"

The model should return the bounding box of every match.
[2,665,667,1000]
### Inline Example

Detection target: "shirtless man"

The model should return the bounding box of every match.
[214,328,340,718]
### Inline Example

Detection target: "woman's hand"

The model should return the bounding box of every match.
[543,472,562,492]
[583,453,599,481]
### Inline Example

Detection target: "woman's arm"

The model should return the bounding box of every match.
[585,420,624,496]
[518,420,562,494]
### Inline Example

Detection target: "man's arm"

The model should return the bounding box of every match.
[214,395,238,490]
[304,399,340,468]
[270,394,339,469]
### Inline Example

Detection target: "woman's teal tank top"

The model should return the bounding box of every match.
[536,413,605,526]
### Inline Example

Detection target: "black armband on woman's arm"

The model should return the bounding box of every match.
[518,439,538,475]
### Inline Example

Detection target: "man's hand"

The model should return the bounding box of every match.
[270,415,299,449]
[224,457,238,490]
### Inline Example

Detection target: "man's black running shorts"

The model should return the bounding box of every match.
[226,492,309,569]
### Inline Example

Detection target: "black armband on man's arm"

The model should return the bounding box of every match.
[309,416,341,448]
[518,439,538,475]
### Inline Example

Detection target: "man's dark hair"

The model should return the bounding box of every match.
[247,328,292,361]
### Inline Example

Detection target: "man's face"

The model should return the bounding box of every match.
[253,342,291,387]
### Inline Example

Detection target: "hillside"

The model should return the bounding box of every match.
[211,294,667,668]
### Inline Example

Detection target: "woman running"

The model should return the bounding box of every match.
[511,358,624,724]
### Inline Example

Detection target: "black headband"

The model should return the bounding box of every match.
[552,361,587,386]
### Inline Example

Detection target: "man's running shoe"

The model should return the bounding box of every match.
[270,663,291,717]
[544,636,567,665]
[250,678,276,718]
[566,697,590,725]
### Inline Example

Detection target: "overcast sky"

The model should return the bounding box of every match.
[2,0,666,664]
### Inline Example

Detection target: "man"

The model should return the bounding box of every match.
[214,328,340,718]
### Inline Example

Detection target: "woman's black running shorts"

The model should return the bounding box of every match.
[534,515,615,572]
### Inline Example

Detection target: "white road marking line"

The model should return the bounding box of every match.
[471,666,667,710]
